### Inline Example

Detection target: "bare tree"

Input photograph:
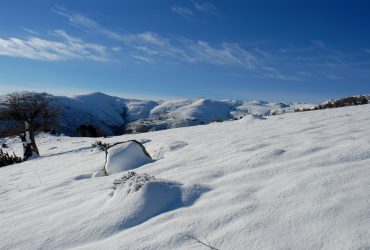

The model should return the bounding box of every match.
[0,92,59,160]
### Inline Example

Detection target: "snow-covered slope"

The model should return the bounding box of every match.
[1,104,369,249]
[51,92,156,136]
[126,98,312,133]
[142,98,236,129]
[1,92,313,136]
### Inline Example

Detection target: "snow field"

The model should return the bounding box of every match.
[0,104,369,249]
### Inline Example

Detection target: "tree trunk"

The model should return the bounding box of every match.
[21,132,32,160]
[29,124,40,156]
[22,120,39,160]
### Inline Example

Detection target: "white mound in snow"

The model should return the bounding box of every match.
[110,174,183,230]
[105,141,153,175]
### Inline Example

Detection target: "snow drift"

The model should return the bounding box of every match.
[109,173,183,230]
[104,141,153,175]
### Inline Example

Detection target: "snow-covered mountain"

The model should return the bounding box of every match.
[0,92,313,136]
[1,104,369,249]
[50,92,158,135]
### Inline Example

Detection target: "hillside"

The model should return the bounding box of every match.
[0,104,369,249]
[50,92,157,136]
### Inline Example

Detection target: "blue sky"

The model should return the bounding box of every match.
[0,0,369,102]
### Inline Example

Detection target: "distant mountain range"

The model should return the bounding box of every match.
[1,92,315,136]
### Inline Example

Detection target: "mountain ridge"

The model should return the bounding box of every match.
[0,91,314,136]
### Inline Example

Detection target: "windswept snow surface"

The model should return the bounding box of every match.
[1,105,370,249]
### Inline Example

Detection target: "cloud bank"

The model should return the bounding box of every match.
[52,6,299,80]
[0,4,359,83]
[0,29,110,62]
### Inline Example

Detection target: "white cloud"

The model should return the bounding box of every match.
[130,53,154,63]
[52,5,125,41]
[171,6,193,18]
[111,47,121,52]
[130,32,168,46]
[295,71,313,77]
[321,72,343,80]
[254,48,270,57]
[0,30,110,62]
[193,2,216,13]
[53,5,169,46]
[52,6,303,81]
[52,7,260,68]
[52,5,98,30]
[260,66,302,81]
[279,46,313,54]
[186,41,259,68]
[20,27,39,35]
[311,40,326,48]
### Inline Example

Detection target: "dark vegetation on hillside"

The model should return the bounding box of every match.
[294,95,369,113]
[77,124,103,137]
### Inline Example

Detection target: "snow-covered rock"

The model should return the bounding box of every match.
[104,141,153,175]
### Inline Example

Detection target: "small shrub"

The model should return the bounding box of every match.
[0,149,22,167]
[136,125,149,133]
[211,119,223,123]
[125,128,134,134]
[112,171,154,192]
[76,124,105,137]
[270,110,287,115]
[91,140,109,151]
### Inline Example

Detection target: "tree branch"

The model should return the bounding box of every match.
[179,233,220,250]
